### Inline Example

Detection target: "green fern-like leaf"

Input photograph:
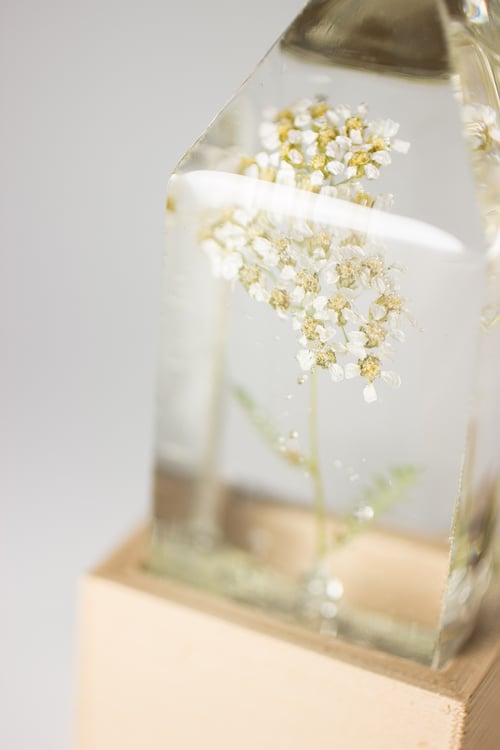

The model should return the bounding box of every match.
[233,385,308,468]
[335,466,421,547]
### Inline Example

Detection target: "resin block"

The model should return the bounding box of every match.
[76,527,500,750]
[150,0,500,667]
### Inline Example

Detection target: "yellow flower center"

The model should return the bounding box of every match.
[354,192,374,207]
[317,128,338,149]
[336,261,358,289]
[376,293,403,315]
[316,349,337,368]
[302,318,320,341]
[315,232,331,250]
[239,265,261,288]
[360,322,387,348]
[269,288,290,312]
[279,143,291,159]
[311,153,327,170]
[349,151,370,167]
[345,115,364,132]
[297,270,321,294]
[278,124,290,142]
[261,167,277,182]
[328,294,350,312]
[310,102,329,118]
[362,256,384,278]
[277,108,294,124]
[359,355,381,381]
[240,156,256,171]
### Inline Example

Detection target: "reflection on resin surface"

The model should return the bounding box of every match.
[150,0,500,668]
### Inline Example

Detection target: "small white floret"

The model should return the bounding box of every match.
[365,164,380,180]
[363,383,378,403]
[381,371,401,388]
[297,349,315,371]
[345,363,360,379]
[330,364,344,382]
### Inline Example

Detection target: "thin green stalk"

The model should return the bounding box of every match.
[309,370,328,559]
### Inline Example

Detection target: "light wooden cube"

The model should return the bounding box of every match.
[75,526,500,750]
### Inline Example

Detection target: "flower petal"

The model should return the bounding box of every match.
[326,141,341,158]
[294,113,311,128]
[310,170,325,186]
[381,371,402,388]
[253,236,272,255]
[372,150,391,166]
[275,169,296,187]
[288,129,302,144]
[392,139,410,154]
[391,328,405,342]
[258,123,279,150]
[221,253,243,280]
[281,265,296,281]
[363,383,378,403]
[330,363,344,382]
[249,283,267,302]
[371,303,386,320]
[350,129,363,145]
[327,160,344,176]
[297,349,315,371]
[335,135,351,150]
[345,363,360,379]
[292,286,305,303]
[313,295,328,311]
[243,163,259,178]
[256,151,270,169]
[305,143,318,158]
[348,331,367,344]
[325,270,339,285]
[301,129,317,145]
[365,164,380,180]
[382,119,400,138]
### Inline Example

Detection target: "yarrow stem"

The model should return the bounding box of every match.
[309,369,328,559]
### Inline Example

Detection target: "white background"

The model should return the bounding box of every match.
[2,1,305,747]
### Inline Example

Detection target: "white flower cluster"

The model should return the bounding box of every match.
[244,98,409,191]
[463,104,500,157]
[201,209,406,402]
[200,98,410,403]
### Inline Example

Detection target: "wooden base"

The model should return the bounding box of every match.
[75,525,500,750]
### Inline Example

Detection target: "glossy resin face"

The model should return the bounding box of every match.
[150,0,500,667]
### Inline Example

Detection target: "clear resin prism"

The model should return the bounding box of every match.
[149,0,500,667]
